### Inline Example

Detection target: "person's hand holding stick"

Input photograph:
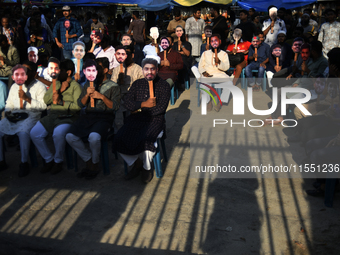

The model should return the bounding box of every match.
[90,81,94,107]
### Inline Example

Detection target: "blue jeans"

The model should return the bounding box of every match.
[245,61,265,86]
[62,49,73,60]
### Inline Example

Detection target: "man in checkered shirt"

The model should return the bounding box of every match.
[53,6,83,60]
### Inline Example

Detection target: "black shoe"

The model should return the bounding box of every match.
[40,160,54,173]
[85,163,100,180]
[141,168,154,184]
[125,158,142,180]
[50,162,63,175]
[313,181,322,189]
[0,161,8,171]
[306,188,323,197]
[300,157,311,165]
[287,134,301,142]
[18,162,30,177]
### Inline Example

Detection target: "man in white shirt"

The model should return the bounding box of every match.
[198,34,231,112]
[93,35,119,71]
[185,8,205,58]
[262,6,287,46]
[0,62,47,176]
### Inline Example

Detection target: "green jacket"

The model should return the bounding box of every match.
[0,45,20,76]
[40,79,82,134]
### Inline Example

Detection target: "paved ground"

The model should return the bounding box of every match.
[0,79,339,255]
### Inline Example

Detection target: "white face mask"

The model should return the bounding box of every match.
[150,27,159,40]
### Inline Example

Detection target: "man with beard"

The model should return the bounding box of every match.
[262,6,287,46]
[290,42,327,91]
[210,7,229,50]
[185,8,205,58]
[30,59,82,174]
[267,31,293,87]
[198,34,231,112]
[92,35,119,72]
[0,34,20,79]
[300,13,317,37]
[157,36,183,88]
[113,57,170,183]
[235,10,258,43]
[245,36,270,92]
[52,5,83,60]
[0,62,47,176]
[200,25,212,55]
[111,45,143,118]
[66,58,120,180]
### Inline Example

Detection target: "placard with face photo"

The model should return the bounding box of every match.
[83,60,98,82]
[90,30,103,45]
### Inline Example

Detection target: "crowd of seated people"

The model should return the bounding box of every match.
[0,4,340,191]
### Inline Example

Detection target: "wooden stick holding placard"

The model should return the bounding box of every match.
[19,85,23,109]
[66,30,69,43]
[120,63,123,73]
[76,59,80,76]
[276,57,279,67]
[234,39,238,55]
[271,19,274,33]
[164,50,167,61]
[52,79,57,104]
[178,37,181,51]
[214,48,218,67]
[301,61,306,76]
[90,81,94,107]
[148,80,154,98]
[255,48,257,62]
[294,52,298,66]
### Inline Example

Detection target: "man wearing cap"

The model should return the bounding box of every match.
[27,46,38,64]
[53,5,83,60]
[27,46,52,88]
[276,30,292,68]
[24,6,54,44]
[262,6,287,47]
[300,13,317,37]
